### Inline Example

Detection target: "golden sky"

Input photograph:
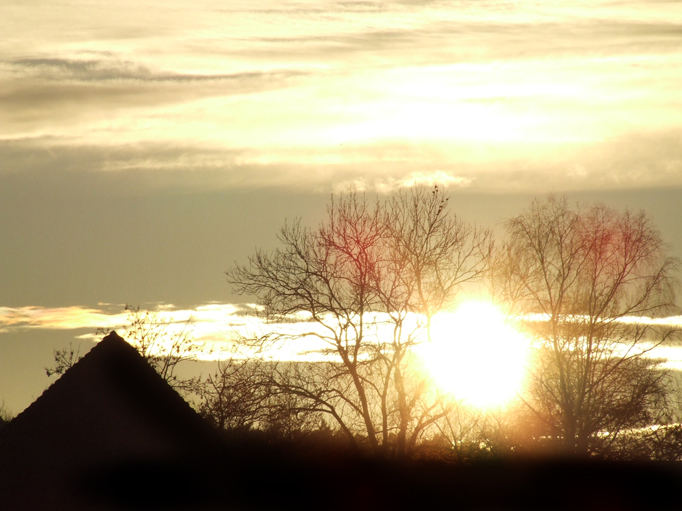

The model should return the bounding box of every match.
[2,0,681,191]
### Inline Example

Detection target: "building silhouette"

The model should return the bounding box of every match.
[0,331,219,508]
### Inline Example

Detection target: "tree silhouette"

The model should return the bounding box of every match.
[45,343,83,378]
[227,187,492,455]
[197,357,323,437]
[494,196,679,456]
[119,305,201,394]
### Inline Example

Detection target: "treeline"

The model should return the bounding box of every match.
[50,189,682,461]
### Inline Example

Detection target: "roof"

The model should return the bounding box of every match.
[0,331,219,507]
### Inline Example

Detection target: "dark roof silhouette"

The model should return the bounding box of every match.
[0,331,219,508]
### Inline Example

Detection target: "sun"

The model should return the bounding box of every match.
[416,301,530,410]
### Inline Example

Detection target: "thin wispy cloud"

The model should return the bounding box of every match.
[9,57,307,84]
[0,303,359,362]
[3,303,682,366]
[0,305,125,333]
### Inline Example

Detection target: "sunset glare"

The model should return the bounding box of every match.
[417,301,530,410]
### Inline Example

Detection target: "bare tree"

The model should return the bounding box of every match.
[494,196,679,455]
[198,358,266,432]
[199,357,337,441]
[227,187,492,455]
[45,343,83,378]
[120,305,201,393]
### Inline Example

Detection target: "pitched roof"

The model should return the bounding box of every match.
[0,331,219,506]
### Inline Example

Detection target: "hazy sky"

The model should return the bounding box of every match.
[2,0,682,412]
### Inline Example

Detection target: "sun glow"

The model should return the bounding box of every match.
[417,301,531,410]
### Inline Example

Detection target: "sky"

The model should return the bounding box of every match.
[2,0,682,413]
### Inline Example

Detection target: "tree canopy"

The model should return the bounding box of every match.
[227,187,493,455]
[494,197,679,455]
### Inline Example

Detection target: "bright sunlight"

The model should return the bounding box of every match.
[417,301,531,410]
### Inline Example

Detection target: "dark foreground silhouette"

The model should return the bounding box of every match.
[1,332,680,510]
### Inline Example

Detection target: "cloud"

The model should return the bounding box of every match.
[2,302,682,364]
[9,57,306,84]
[0,55,307,136]
[220,14,682,66]
[0,303,346,361]
[1,129,681,194]
[0,138,245,180]
[0,305,125,332]
[1,1,681,194]
[333,170,471,193]
[0,302,241,337]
